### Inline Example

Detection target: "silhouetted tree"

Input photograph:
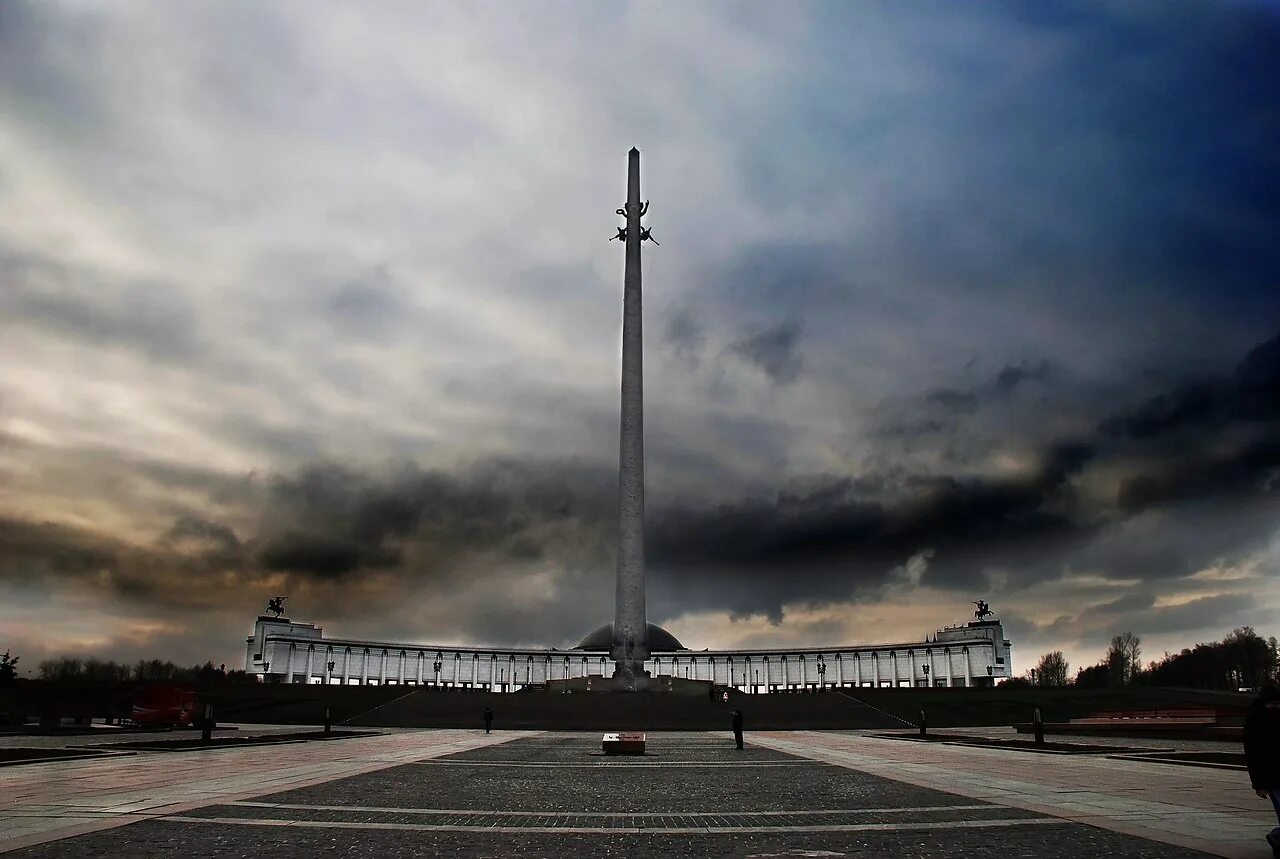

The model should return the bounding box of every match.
[1107,632,1142,686]
[1074,662,1110,688]
[39,657,84,681]
[82,658,132,682]
[1034,651,1070,686]
[1140,627,1278,690]
[0,650,18,686]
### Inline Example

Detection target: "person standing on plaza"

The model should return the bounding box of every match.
[731,709,744,750]
[1244,685,1280,856]
[483,706,493,735]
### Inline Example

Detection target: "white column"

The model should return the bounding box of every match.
[304,646,314,684]
[416,652,424,685]
[963,647,972,687]
[361,649,369,685]
[471,654,478,686]
[782,657,789,689]
[835,654,844,686]
[872,651,880,685]
[285,643,296,683]
[342,647,351,685]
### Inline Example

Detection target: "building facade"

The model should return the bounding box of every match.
[245,614,1012,691]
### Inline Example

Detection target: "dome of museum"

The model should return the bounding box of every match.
[574,622,687,652]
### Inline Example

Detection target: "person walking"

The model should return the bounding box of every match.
[483,706,494,735]
[731,709,744,750]
[1245,685,1280,856]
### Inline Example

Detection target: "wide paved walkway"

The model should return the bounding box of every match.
[0,727,521,852]
[3,730,1257,858]
[754,730,1273,858]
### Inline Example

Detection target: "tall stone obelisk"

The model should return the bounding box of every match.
[613,147,649,688]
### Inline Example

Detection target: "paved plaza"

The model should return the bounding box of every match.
[1,727,1274,857]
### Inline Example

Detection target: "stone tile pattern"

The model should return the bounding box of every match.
[753,730,1273,859]
[0,727,520,851]
[4,731,1222,858]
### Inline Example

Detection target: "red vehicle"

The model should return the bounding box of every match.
[130,685,198,727]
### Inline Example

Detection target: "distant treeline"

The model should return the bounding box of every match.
[1022,626,1278,690]
[34,657,260,685]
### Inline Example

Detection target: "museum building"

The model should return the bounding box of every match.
[244,612,1013,692]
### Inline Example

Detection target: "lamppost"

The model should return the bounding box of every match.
[754,669,760,694]
[326,660,335,685]
[1030,668,1038,687]
[921,663,930,688]
[986,665,994,687]
[262,661,271,683]
[433,658,443,687]
[817,657,827,690]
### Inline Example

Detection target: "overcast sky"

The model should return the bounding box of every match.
[2,1,1279,677]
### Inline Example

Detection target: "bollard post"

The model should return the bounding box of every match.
[1033,705,1044,746]
[201,703,213,743]
[919,706,927,738]
[324,706,332,736]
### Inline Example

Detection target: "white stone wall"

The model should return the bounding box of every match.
[247,617,1012,691]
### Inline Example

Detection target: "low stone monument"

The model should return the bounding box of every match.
[602,732,646,755]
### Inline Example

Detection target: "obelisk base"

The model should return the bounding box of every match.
[610,669,650,692]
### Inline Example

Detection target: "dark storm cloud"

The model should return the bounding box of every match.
[925,361,1060,414]
[160,516,243,568]
[1116,438,1280,513]
[729,320,804,385]
[2,323,1277,643]
[1102,333,1280,513]
[253,459,615,581]
[259,533,395,578]
[1103,334,1280,441]
[925,389,978,415]
[647,441,1098,619]
[0,517,119,580]
[995,360,1059,394]
[0,514,247,605]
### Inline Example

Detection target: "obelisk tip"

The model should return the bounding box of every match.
[629,146,640,155]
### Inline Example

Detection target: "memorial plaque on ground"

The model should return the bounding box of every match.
[601,732,646,754]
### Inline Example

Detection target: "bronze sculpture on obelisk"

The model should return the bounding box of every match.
[610,147,657,689]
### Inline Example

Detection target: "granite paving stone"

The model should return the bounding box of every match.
[4,730,1224,858]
